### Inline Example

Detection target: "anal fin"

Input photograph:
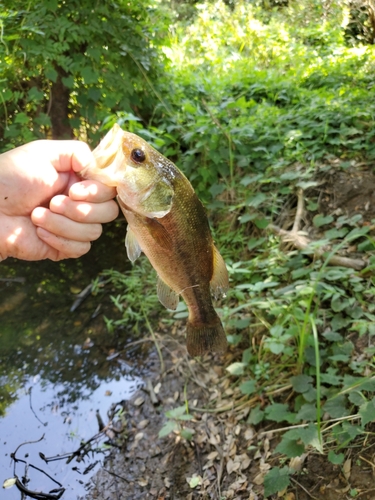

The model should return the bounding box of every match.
[210,245,229,299]
[157,276,179,310]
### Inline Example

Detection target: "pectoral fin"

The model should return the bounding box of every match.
[144,217,172,250]
[210,245,229,299]
[157,276,179,310]
[125,227,142,262]
[118,196,172,251]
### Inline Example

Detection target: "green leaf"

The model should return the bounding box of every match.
[265,340,285,355]
[331,295,350,313]
[158,420,178,438]
[247,404,264,425]
[247,237,267,250]
[298,423,322,452]
[27,87,44,101]
[88,88,102,102]
[239,380,256,395]
[177,414,194,421]
[275,437,305,458]
[14,112,29,124]
[313,214,334,227]
[165,405,187,419]
[180,428,194,440]
[2,89,13,101]
[324,395,349,419]
[254,218,269,229]
[291,374,313,393]
[158,420,178,437]
[247,192,267,208]
[264,466,291,497]
[239,213,256,224]
[62,76,74,88]
[348,391,365,406]
[359,398,375,426]
[328,450,345,465]
[45,67,58,82]
[81,67,97,84]
[266,403,296,423]
[296,403,317,421]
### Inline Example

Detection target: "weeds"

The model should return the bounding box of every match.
[98,1,375,495]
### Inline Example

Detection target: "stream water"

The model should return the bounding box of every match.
[0,221,145,499]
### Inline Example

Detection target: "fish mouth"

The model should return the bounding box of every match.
[81,124,126,186]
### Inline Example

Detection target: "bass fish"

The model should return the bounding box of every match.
[82,124,228,356]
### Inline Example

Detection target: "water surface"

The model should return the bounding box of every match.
[0,221,144,499]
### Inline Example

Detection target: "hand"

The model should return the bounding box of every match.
[0,140,119,261]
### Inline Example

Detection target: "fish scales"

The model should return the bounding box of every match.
[82,124,229,356]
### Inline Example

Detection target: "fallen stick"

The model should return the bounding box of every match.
[268,224,367,271]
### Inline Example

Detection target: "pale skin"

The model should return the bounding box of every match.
[0,140,119,261]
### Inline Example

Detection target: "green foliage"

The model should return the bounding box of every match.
[264,466,291,497]
[0,0,169,148]
[100,261,163,334]
[118,4,375,496]
[159,404,194,439]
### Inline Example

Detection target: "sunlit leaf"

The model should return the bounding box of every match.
[226,362,246,376]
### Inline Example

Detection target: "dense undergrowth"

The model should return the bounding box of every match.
[101,1,375,496]
[3,0,375,496]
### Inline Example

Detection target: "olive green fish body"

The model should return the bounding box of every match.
[82,124,228,356]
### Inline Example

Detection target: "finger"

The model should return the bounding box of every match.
[36,227,92,260]
[54,141,94,173]
[49,195,119,223]
[28,140,94,173]
[32,207,102,242]
[69,180,117,203]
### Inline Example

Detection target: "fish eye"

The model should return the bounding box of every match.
[130,148,146,164]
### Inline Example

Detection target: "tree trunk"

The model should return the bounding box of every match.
[50,66,74,139]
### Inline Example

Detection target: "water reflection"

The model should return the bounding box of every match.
[0,221,144,498]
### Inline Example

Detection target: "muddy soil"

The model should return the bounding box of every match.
[83,333,375,500]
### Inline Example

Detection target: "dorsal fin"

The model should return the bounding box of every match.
[210,245,229,299]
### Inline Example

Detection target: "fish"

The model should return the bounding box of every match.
[82,124,228,356]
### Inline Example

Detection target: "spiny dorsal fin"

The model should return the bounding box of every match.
[210,245,229,299]
[157,276,179,310]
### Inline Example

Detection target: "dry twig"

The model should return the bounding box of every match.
[269,189,367,271]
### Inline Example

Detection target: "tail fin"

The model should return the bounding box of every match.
[186,315,227,357]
